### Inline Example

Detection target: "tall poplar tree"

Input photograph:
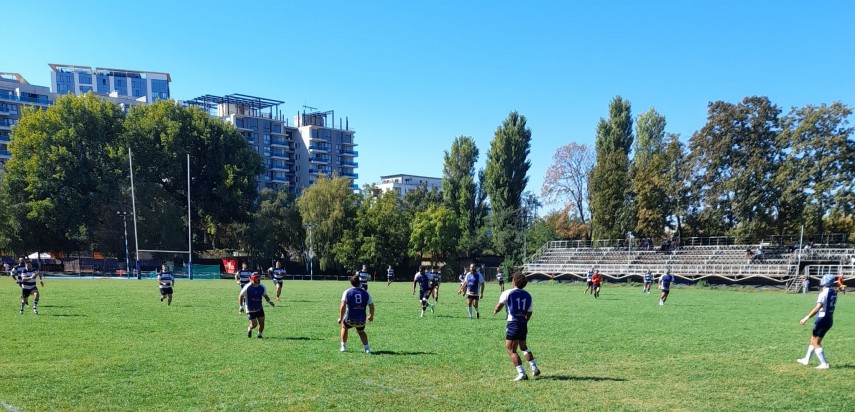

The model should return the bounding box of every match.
[484,111,532,260]
[589,96,634,240]
[441,136,485,255]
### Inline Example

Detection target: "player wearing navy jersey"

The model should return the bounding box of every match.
[584,269,594,294]
[338,274,375,353]
[19,261,43,314]
[643,271,653,294]
[494,272,540,381]
[429,266,441,303]
[798,275,838,369]
[386,265,395,286]
[235,262,253,306]
[269,261,287,302]
[157,264,174,306]
[413,266,434,317]
[457,263,485,319]
[238,273,274,338]
[356,265,371,291]
[496,268,505,292]
[659,271,674,306]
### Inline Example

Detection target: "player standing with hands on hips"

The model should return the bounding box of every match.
[238,273,274,339]
[494,271,540,381]
[797,274,838,369]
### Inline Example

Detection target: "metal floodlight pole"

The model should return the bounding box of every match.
[118,211,132,279]
[309,225,314,281]
[129,148,141,280]
[187,153,193,280]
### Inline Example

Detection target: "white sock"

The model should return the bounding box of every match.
[816,348,828,365]
[804,345,815,360]
[468,307,473,317]
[341,342,346,348]
[529,359,537,368]
[515,365,525,374]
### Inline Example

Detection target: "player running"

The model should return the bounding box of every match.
[584,268,594,294]
[457,263,485,319]
[235,262,252,306]
[413,266,434,317]
[270,261,287,302]
[238,273,274,339]
[797,274,838,369]
[386,265,395,286]
[659,270,675,306]
[496,268,505,292]
[837,275,846,295]
[643,270,653,294]
[339,274,375,353]
[356,265,371,291]
[157,263,174,306]
[591,270,603,299]
[429,266,441,303]
[493,271,540,381]
[19,260,44,314]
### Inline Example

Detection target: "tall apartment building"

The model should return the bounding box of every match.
[49,63,170,103]
[377,174,442,198]
[0,73,54,167]
[187,94,358,194]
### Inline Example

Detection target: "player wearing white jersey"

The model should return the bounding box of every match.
[797,274,838,369]
[494,272,540,381]
[386,265,395,286]
[235,262,253,306]
[356,265,371,291]
[157,264,175,306]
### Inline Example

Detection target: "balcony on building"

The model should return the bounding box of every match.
[0,119,15,130]
[186,93,289,125]
[270,136,290,146]
[340,171,359,179]
[308,143,330,153]
[271,172,289,183]
[338,149,358,157]
[0,104,10,115]
[339,159,358,167]
[270,149,288,159]
[309,155,330,164]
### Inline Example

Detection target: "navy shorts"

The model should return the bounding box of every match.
[21,288,36,298]
[506,321,528,341]
[586,280,593,286]
[239,282,249,289]
[360,284,368,291]
[247,309,265,320]
[661,289,670,296]
[466,294,480,301]
[813,316,833,338]
[419,290,431,300]
[344,319,365,330]
[273,279,284,286]
[498,280,505,285]
[160,287,173,295]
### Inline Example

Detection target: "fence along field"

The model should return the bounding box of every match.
[0,278,851,411]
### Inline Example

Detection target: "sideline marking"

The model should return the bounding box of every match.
[1,401,22,412]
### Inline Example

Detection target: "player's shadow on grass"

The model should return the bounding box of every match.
[369,350,436,356]
[40,305,70,308]
[45,313,85,317]
[540,375,625,382]
[263,336,322,341]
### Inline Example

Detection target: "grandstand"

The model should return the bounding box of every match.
[524,236,855,291]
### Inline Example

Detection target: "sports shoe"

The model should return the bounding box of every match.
[513,373,528,381]
[476,312,480,319]
[364,349,371,354]
[340,346,346,353]
[659,300,664,306]
[161,296,164,302]
[19,310,23,315]
[420,311,425,318]
[532,367,541,377]
[33,309,38,315]
[247,329,252,338]
[816,363,830,370]
[429,305,434,314]
[257,335,263,339]
[796,358,809,366]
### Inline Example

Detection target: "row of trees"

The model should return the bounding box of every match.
[0,94,537,274]
[543,96,855,242]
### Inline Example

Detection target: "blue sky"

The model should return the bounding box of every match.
[5,1,854,209]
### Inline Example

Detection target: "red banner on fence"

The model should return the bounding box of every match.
[223,259,237,274]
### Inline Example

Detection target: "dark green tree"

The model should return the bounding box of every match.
[334,188,410,271]
[631,108,668,238]
[688,96,782,241]
[589,96,634,240]
[247,189,304,265]
[408,204,459,264]
[442,136,486,255]
[485,111,532,262]
[0,94,126,255]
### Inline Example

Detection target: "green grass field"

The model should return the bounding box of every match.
[0,278,852,411]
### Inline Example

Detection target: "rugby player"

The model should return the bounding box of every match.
[338,274,374,353]
[386,265,394,286]
[591,270,603,299]
[238,273,274,339]
[457,263,485,319]
[429,266,441,303]
[235,262,253,306]
[584,268,594,294]
[643,270,653,294]
[157,263,174,306]
[413,266,434,317]
[797,274,838,369]
[496,268,505,292]
[356,265,371,291]
[493,271,540,381]
[19,260,43,314]
[270,260,287,302]
[659,271,675,306]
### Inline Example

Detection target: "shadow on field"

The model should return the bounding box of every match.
[263,336,322,341]
[370,350,435,356]
[834,364,855,369]
[45,313,85,317]
[40,305,70,308]
[539,375,626,382]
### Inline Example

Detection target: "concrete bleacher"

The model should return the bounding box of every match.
[524,237,855,286]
